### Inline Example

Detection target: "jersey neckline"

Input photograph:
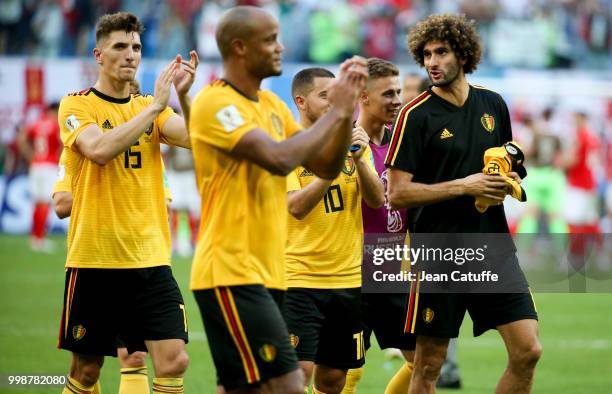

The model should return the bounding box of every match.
[221,79,259,102]
[91,87,131,104]
[428,85,473,111]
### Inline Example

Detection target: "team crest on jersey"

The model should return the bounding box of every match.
[481,113,495,133]
[72,324,86,340]
[342,155,355,176]
[423,308,434,324]
[259,344,277,362]
[271,113,283,137]
[289,334,299,348]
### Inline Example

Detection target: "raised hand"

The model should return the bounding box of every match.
[329,56,369,118]
[173,50,200,97]
[351,126,370,160]
[153,59,179,112]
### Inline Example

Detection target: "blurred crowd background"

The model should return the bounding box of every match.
[1,0,611,67]
[0,0,611,255]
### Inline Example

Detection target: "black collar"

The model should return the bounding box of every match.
[91,87,131,104]
[222,79,259,102]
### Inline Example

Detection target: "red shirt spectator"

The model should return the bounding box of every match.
[567,124,600,191]
[25,111,61,166]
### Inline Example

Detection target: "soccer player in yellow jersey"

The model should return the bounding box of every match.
[189,6,368,394]
[56,12,198,394]
[283,67,384,394]
[52,145,173,394]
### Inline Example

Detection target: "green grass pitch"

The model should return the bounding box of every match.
[1,235,611,393]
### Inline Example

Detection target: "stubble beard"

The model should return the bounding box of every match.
[430,63,460,88]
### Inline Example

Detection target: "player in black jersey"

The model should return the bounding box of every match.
[385,14,541,394]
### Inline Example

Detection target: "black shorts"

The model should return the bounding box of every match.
[194,285,298,392]
[282,287,365,370]
[58,266,188,356]
[362,293,416,351]
[405,256,538,338]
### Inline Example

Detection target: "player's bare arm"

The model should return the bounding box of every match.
[287,179,334,220]
[52,191,73,219]
[387,169,508,210]
[74,60,178,165]
[160,50,200,149]
[302,57,369,178]
[351,126,384,208]
[231,57,368,179]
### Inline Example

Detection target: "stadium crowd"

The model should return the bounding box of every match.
[0,0,610,67]
[0,3,611,394]
[5,76,612,251]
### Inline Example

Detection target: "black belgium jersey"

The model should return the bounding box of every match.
[385,85,513,234]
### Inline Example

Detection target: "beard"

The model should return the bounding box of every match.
[430,62,460,87]
[307,110,322,125]
[252,62,283,80]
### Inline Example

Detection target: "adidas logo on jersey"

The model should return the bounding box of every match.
[299,169,314,177]
[440,128,454,139]
[102,119,113,129]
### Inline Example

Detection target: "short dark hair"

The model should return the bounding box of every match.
[408,14,482,74]
[291,67,335,100]
[95,12,144,44]
[367,58,400,80]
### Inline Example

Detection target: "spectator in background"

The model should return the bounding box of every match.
[401,73,428,104]
[309,1,360,63]
[0,0,25,54]
[278,0,312,62]
[16,102,61,252]
[60,0,96,56]
[196,0,234,60]
[361,4,398,60]
[563,110,601,235]
[561,110,602,282]
[157,3,190,58]
[31,0,64,57]
[518,113,567,234]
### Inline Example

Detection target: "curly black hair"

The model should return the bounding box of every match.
[407,14,482,74]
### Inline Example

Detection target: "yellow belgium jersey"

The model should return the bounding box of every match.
[189,80,301,290]
[53,149,173,201]
[58,87,175,268]
[285,148,376,289]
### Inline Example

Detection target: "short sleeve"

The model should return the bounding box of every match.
[286,169,301,192]
[58,96,98,149]
[52,151,71,196]
[157,106,176,130]
[189,92,258,152]
[136,95,176,144]
[384,108,424,174]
